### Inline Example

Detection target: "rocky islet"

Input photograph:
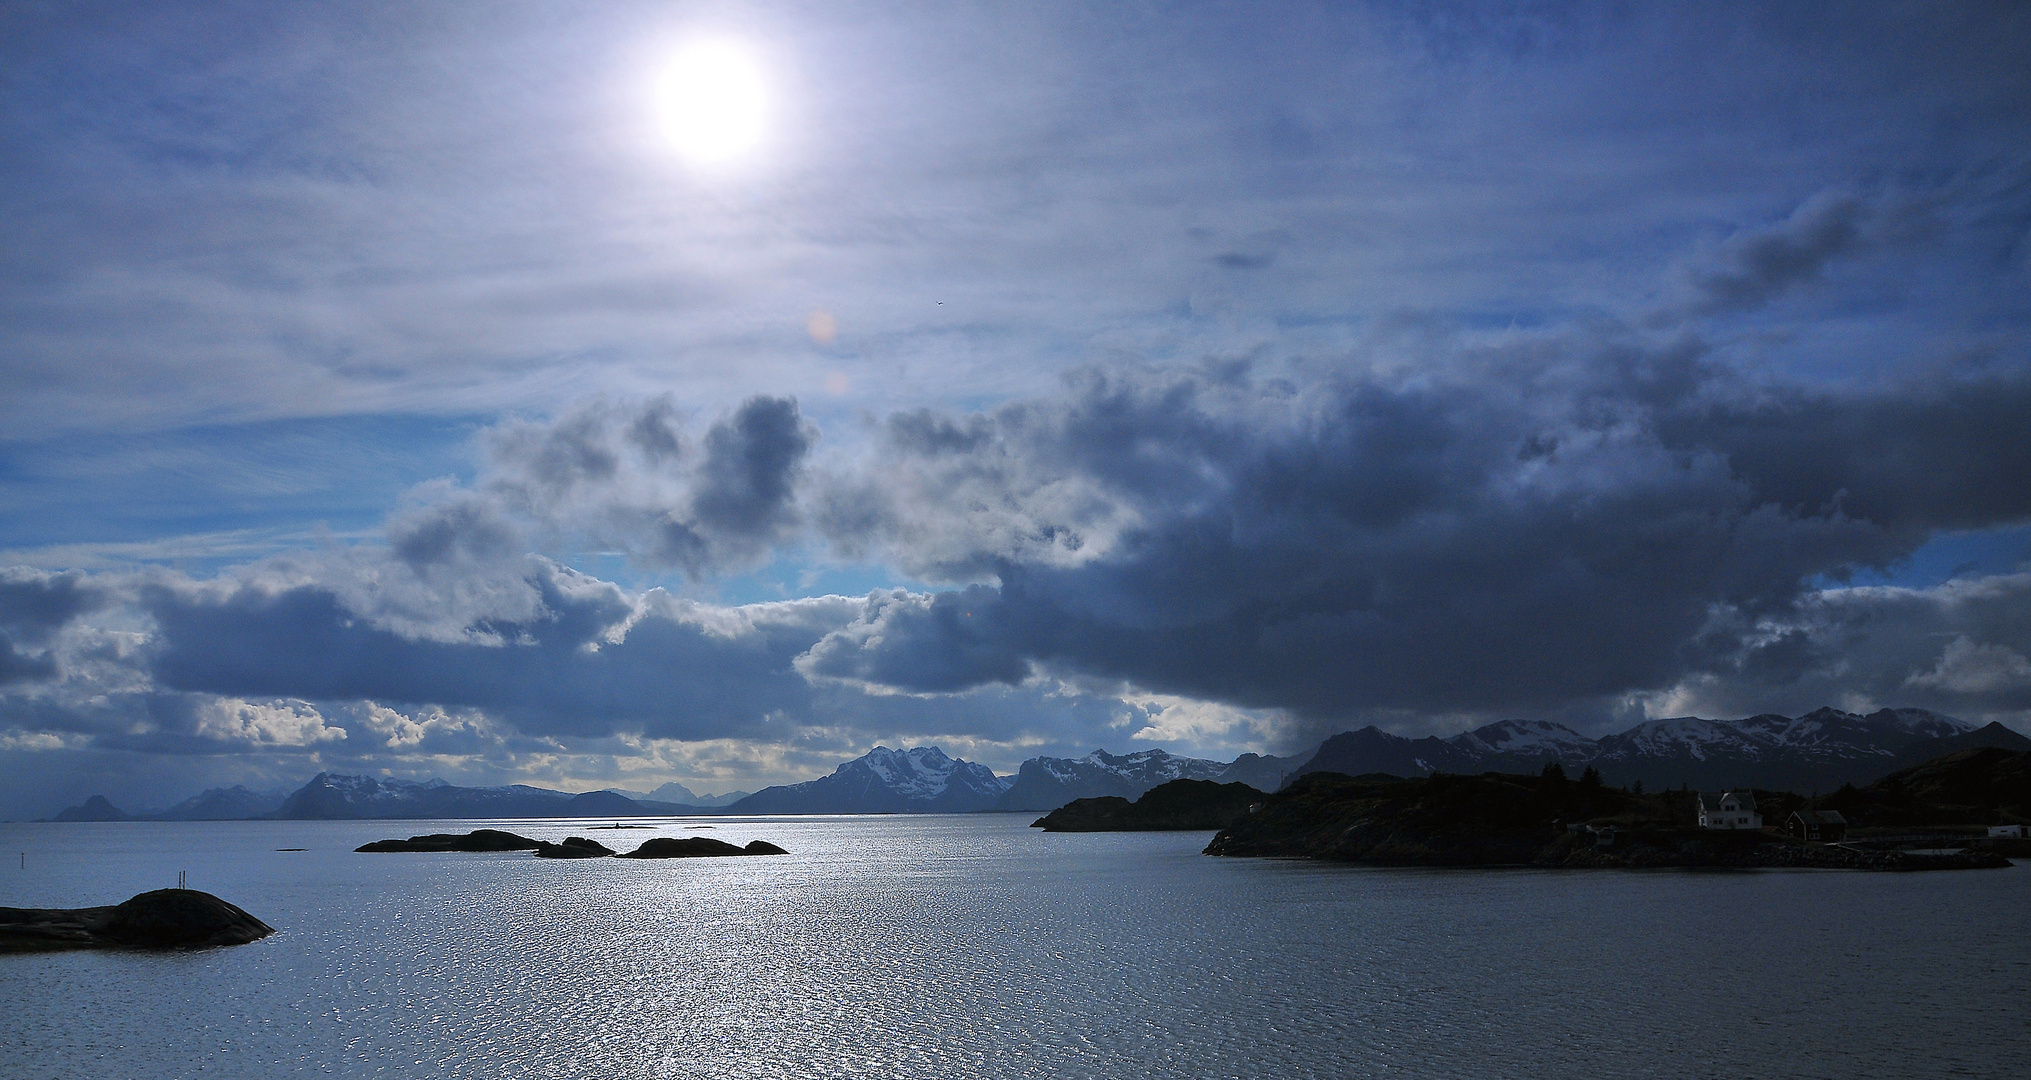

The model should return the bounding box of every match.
[356,829,788,858]
[1,889,275,953]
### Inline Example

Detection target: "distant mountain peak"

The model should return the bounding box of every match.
[732,745,1008,814]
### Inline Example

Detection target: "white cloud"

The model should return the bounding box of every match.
[1906,636,2031,695]
[190,698,348,747]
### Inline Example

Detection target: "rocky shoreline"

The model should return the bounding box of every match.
[1204,772,2014,871]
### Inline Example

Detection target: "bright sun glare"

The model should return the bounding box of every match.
[655,40,767,164]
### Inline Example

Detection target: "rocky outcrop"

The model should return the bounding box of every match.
[616,837,788,858]
[0,890,274,953]
[532,837,614,859]
[1032,779,1265,832]
[355,829,543,852]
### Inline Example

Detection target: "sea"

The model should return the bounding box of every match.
[4,814,2028,1079]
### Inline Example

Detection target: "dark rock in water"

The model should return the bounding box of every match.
[1033,779,1265,832]
[616,836,788,858]
[532,836,614,859]
[356,829,542,853]
[0,889,274,953]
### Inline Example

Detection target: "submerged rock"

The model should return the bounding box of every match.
[532,836,615,859]
[0,890,275,953]
[356,829,542,853]
[616,836,789,858]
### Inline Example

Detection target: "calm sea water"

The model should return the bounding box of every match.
[3,814,2028,1079]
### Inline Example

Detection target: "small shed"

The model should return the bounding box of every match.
[1786,809,1848,843]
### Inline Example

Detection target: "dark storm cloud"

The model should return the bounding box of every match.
[389,497,522,570]
[691,396,815,540]
[804,346,2031,724]
[1681,192,1874,315]
[141,562,824,739]
[0,568,100,683]
[480,395,814,578]
[1655,379,2031,537]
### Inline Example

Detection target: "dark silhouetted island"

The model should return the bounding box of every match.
[533,836,615,858]
[1032,778,1265,831]
[1205,761,2015,871]
[1,889,274,952]
[356,829,543,852]
[616,837,788,858]
[355,829,786,859]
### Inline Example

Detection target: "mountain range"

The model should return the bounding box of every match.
[732,746,1010,814]
[1292,707,2031,793]
[991,749,1300,811]
[42,706,2030,821]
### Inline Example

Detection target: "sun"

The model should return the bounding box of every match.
[654,40,768,165]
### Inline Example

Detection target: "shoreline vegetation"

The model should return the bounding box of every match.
[1201,748,2030,871]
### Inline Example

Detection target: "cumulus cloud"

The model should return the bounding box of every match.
[1630,571,2031,726]
[1906,636,2031,696]
[476,394,815,578]
[0,568,101,684]
[185,698,348,747]
[794,340,2031,739]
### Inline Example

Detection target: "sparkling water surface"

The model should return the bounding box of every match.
[4,814,2029,1078]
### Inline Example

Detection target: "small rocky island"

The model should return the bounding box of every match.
[356,829,546,852]
[357,829,787,858]
[616,837,788,858]
[1033,778,1265,831]
[1,889,275,953]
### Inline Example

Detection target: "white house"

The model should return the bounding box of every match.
[1697,790,1761,830]
[1989,825,2026,839]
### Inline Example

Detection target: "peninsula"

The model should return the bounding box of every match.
[1202,749,2027,870]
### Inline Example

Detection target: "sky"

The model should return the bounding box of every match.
[3,1,2030,818]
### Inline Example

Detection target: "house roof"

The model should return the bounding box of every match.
[1697,790,1759,812]
[1788,809,1847,825]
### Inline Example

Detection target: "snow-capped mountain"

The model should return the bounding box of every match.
[991,748,1303,811]
[730,746,1010,814]
[1294,707,2029,792]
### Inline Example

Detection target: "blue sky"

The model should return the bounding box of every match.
[3,2,2029,817]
